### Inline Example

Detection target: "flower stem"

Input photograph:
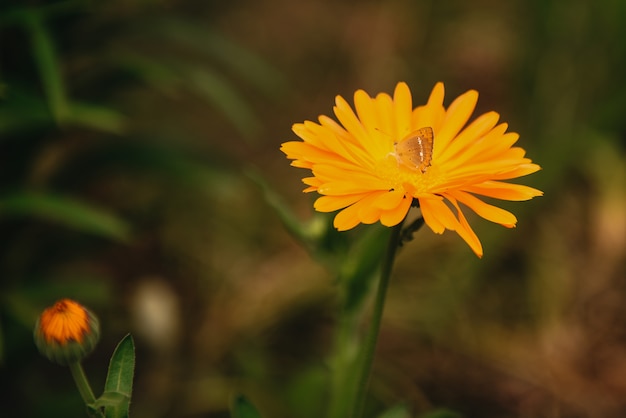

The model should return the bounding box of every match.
[68,362,103,418]
[349,220,405,418]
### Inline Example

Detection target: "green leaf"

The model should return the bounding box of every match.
[418,408,463,418]
[70,141,237,194]
[0,83,123,136]
[93,391,130,409]
[113,50,261,139]
[0,192,131,241]
[245,169,310,245]
[22,11,69,123]
[104,334,135,418]
[181,65,261,138]
[67,102,126,134]
[114,51,183,94]
[377,404,411,418]
[231,394,263,418]
[141,18,287,99]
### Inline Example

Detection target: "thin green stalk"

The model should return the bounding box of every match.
[327,309,360,418]
[68,362,104,418]
[349,220,405,418]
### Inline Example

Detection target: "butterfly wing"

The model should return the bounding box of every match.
[394,127,434,173]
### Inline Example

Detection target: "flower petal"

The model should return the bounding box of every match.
[491,163,542,180]
[354,90,389,157]
[313,165,390,191]
[448,190,517,227]
[419,196,456,234]
[357,193,385,224]
[380,194,412,227]
[437,111,500,164]
[412,82,445,131]
[466,182,544,201]
[319,181,385,195]
[373,189,406,210]
[315,194,369,212]
[436,89,479,152]
[334,94,370,146]
[393,82,413,137]
[334,203,362,230]
[311,122,375,169]
[449,198,483,258]
[281,141,335,163]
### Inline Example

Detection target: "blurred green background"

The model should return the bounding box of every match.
[1,0,625,417]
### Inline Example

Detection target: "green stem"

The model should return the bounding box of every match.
[68,362,104,418]
[349,220,405,418]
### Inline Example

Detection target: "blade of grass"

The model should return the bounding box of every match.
[22,11,69,124]
[0,192,131,241]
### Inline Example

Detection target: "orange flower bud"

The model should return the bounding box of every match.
[34,299,100,365]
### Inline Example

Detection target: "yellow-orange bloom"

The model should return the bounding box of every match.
[39,299,90,344]
[281,82,542,257]
[34,299,100,364]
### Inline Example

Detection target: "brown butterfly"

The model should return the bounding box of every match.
[394,127,434,173]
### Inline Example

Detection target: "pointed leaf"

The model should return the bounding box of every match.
[377,404,411,418]
[104,334,135,418]
[181,65,261,138]
[138,18,287,98]
[245,169,310,245]
[0,192,130,241]
[67,102,126,134]
[23,11,69,123]
[231,394,263,418]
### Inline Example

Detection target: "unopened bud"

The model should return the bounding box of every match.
[34,299,100,365]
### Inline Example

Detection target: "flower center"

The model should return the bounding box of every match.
[374,154,442,195]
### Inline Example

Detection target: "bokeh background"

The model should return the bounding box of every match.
[1,0,625,417]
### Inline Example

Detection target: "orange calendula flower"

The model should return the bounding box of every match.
[281,82,542,257]
[34,299,100,365]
